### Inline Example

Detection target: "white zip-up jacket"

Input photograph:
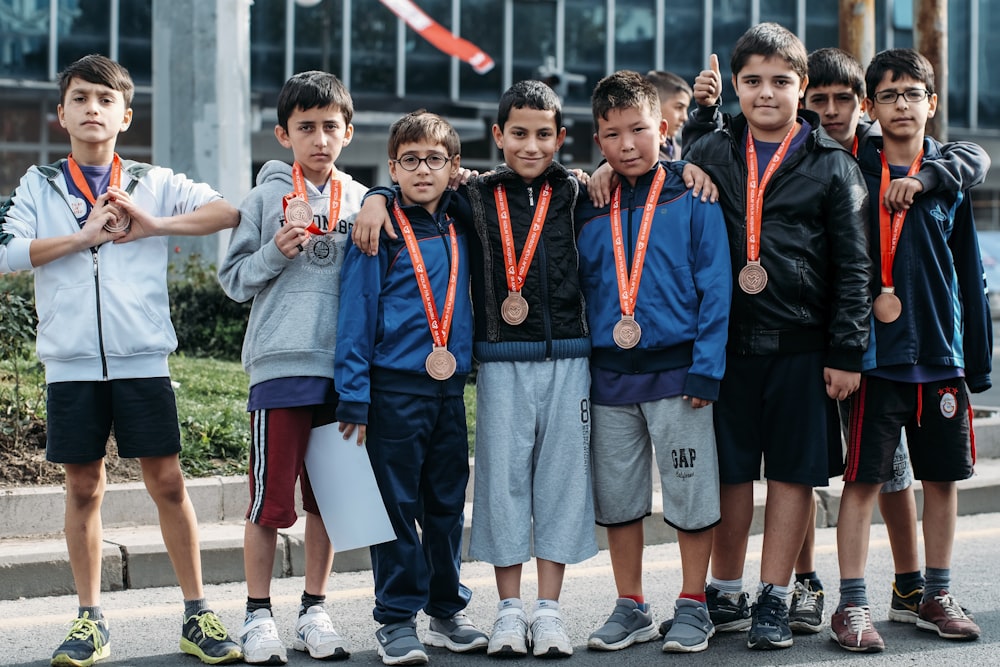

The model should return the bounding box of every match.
[0,159,222,382]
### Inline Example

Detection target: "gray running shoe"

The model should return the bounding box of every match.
[375,619,428,666]
[587,598,660,651]
[662,599,715,653]
[424,611,488,653]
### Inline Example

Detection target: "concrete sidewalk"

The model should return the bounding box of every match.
[3,422,1000,601]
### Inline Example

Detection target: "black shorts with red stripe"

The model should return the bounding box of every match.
[841,375,974,484]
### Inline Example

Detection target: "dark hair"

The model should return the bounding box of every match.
[731,22,808,82]
[388,110,461,159]
[276,71,354,130]
[58,54,135,107]
[644,70,692,101]
[496,80,562,131]
[807,47,865,98]
[591,70,660,130]
[865,48,936,100]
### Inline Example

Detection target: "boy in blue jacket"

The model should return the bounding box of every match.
[577,70,731,655]
[335,111,486,666]
[832,48,990,652]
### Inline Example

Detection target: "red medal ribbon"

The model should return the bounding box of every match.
[493,182,552,294]
[285,162,342,235]
[877,149,923,289]
[744,123,798,263]
[610,165,666,318]
[66,152,122,207]
[393,200,460,349]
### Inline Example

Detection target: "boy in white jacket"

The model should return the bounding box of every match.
[0,54,240,667]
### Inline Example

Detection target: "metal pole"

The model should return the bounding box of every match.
[839,0,875,81]
[915,0,948,141]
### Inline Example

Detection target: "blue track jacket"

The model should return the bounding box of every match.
[858,136,992,392]
[335,188,473,424]
[576,163,732,400]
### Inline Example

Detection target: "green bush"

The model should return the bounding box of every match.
[168,254,250,361]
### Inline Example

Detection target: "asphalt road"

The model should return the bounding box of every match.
[4,513,999,667]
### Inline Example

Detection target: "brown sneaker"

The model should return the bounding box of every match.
[829,605,884,653]
[916,591,981,640]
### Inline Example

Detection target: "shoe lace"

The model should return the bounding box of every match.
[495,610,527,635]
[66,615,105,649]
[194,612,228,641]
[843,605,873,641]
[793,581,821,613]
[935,593,970,620]
[754,587,786,625]
[532,612,566,640]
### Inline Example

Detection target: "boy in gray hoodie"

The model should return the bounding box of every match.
[218,71,367,665]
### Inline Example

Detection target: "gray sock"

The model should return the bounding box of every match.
[837,578,868,611]
[184,598,207,619]
[78,605,103,621]
[923,567,951,602]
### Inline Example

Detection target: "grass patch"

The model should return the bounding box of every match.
[2,352,478,482]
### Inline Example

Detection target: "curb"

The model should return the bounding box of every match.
[3,455,1000,601]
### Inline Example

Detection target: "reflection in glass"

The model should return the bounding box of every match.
[56,0,111,72]
[458,2,502,102]
[294,0,343,78]
[351,0,396,94]
[0,0,50,79]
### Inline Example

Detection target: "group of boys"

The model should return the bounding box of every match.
[0,18,989,667]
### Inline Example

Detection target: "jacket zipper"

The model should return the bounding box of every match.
[91,248,109,379]
[526,185,554,357]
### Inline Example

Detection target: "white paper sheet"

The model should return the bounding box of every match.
[304,422,396,552]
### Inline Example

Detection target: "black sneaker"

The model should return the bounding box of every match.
[180,609,242,664]
[706,585,751,632]
[888,583,922,623]
[51,612,110,666]
[747,585,793,650]
[788,579,824,634]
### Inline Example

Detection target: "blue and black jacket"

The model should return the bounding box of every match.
[857,136,993,392]
[335,187,473,424]
[576,163,732,401]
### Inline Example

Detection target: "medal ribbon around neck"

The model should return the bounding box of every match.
[285,162,342,235]
[744,123,798,266]
[393,200,460,351]
[877,149,924,292]
[67,152,130,232]
[66,152,122,207]
[610,165,666,320]
[494,182,552,295]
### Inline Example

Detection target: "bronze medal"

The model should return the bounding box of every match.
[738,260,768,294]
[425,346,457,380]
[612,315,642,349]
[501,291,529,325]
[873,287,902,323]
[285,197,314,226]
[103,213,131,233]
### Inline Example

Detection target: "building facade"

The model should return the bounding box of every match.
[2,0,999,225]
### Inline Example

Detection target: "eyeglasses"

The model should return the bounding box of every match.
[393,154,451,171]
[872,88,930,105]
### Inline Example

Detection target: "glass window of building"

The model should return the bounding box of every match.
[350,0,397,94]
[563,0,606,106]
[713,0,752,115]
[804,0,838,54]
[119,0,152,85]
[458,1,502,102]
[661,2,704,86]
[293,0,344,79]
[250,0,287,96]
[56,0,112,71]
[760,0,796,27]
[948,0,970,127]
[614,0,656,74]
[403,0,450,99]
[0,0,50,80]
[979,0,1000,129]
[511,0,557,86]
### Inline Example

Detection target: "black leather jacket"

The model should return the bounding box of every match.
[684,107,872,371]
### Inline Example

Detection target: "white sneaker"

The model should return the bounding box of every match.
[240,608,287,665]
[487,603,529,656]
[293,605,350,659]
[530,607,573,657]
